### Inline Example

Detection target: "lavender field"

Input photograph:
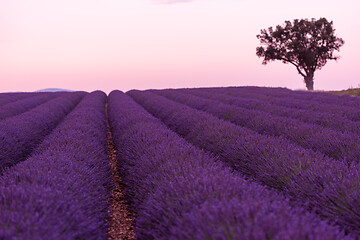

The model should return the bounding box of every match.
[1,87,360,240]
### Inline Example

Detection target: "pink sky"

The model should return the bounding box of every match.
[0,0,359,93]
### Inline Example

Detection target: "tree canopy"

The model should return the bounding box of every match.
[256,18,344,90]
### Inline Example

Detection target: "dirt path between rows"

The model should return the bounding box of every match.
[105,102,135,240]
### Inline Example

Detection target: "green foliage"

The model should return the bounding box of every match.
[329,88,360,97]
[256,18,344,90]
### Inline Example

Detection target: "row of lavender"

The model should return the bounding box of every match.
[0,92,85,173]
[0,92,112,239]
[0,92,39,107]
[178,88,360,135]
[180,88,360,161]
[128,90,360,236]
[228,86,360,108]
[108,90,346,239]
[1,90,333,240]
[0,88,358,239]
[153,89,360,164]
[203,87,360,121]
[0,92,62,121]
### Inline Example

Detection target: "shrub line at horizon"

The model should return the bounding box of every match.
[0,92,39,107]
[0,92,63,121]
[0,91,112,239]
[154,89,360,164]
[0,92,86,173]
[107,90,347,240]
[206,87,360,121]
[179,87,360,135]
[128,90,360,236]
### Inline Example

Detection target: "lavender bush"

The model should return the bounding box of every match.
[0,91,112,240]
[179,88,360,135]
[206,87,360,121]
[0,92,62,121]
[108,90,347,240]
[154,89,360,164]
[128,90,360,235]
[0,92,37,107]
[0,92,85,173]
[224,86,360,108]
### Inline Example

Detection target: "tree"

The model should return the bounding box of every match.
[256,18,344,90]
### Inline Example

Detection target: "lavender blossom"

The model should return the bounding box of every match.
[178,88,360,135]
[153,89,360,164]
[0,92,62,121]
[109,90,347,239]
[0,92,85,173]
[0,91,112,240]
[128,89,360,236]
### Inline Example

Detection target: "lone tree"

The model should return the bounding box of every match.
[256,18,344,90]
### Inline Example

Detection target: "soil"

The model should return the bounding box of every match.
[105,102,135,240]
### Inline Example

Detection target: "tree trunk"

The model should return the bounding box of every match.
[304,71,314,91]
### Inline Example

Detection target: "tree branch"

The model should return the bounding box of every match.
[313,54,321,71]
[279,57,307,77]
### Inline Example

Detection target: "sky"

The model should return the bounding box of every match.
[0,0,359,93]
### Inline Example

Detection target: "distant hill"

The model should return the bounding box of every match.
[35,88,74,92]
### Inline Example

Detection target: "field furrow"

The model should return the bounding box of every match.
[108,90,346,240]
[1,87,360,239]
